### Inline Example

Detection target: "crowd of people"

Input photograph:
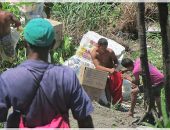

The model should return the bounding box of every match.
[0,2,165,128]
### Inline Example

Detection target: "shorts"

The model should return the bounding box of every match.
[138,83,163,97]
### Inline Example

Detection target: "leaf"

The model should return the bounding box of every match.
[161,89,169,127]
[142,122,156,128]
[155,119,164,128]
[63,35,71,52]
[59,56,64,64]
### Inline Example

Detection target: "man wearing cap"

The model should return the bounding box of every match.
[0,18,94,128]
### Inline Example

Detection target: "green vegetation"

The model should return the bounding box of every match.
[52,35,76,64]
[52,3,121,43]
[1,3,20,18]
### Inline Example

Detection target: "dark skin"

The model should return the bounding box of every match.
[0,11,21,38]
[44,2,54,19]
[24,40,94,128]
[78,115,94,128]
[91,44,118,74]
[91,44,119,104]
[122,65,141,117]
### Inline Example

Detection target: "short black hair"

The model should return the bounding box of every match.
[98,38,108,46]
[29,43,50,51]
[121,58,134,68]
[25,40,50,52]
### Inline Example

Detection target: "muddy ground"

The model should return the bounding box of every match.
[69,100,145,128]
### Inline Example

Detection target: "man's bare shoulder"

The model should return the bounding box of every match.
[107,48,116,56]
[107,48,114,53]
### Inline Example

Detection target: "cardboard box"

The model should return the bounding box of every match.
[79,65,108,89]
[78,65,108,101]
[83,85,104,101]
[46,19,63,49]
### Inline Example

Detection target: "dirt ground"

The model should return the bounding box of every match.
[69,100,145,128]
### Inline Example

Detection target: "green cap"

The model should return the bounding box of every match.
[24,18,55,47]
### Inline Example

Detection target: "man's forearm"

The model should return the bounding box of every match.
[95,65,112,73]
[78,115,94,128]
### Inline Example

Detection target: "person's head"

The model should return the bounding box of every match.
[24,18,55,61]
[97,38,108,52]
[121,58,134,71]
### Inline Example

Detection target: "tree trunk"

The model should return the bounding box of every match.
[137,3,154,112]
[158,3,170,117]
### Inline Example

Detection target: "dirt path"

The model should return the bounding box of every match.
[70,101,145,128]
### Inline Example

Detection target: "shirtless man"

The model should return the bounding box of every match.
[91,38,126,111]
[0,10,21,61]
[91,38,118,73]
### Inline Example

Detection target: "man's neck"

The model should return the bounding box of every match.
[27,52,49,62]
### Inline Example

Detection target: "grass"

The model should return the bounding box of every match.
[52,3,121,44]
[0,123,3,128]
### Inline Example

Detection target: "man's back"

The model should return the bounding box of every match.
[0,60,93,127]
[133,59,164,85]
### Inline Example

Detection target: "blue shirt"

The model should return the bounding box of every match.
[0,60,93,127]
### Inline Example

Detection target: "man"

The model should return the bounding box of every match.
[19,3,52,63]
[0,18,94,128]
[121,58,164,117]
[44,2,54,19]
[91,38,126,111]
[0,9,21,62]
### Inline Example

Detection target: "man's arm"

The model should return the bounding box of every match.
[110,49,118,66]
[0,77,9,122]
[91,49,115,73]
[124,74,140,85]
[77,115,94,128]
[10,13,21,28]
[67,70,94,128]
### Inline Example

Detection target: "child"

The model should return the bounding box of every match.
[121,58,164,117]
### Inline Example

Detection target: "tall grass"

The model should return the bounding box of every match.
[52,3,121,44]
